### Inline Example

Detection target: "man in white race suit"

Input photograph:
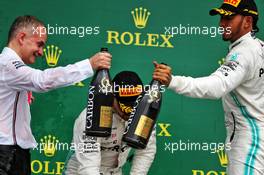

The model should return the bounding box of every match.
[64,71,156,175]
[153,0,264,174]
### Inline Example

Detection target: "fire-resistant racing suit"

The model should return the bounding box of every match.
[63,108,156,175]
[168,32,264,175]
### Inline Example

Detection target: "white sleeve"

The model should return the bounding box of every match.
[168,52,252,99]
[73,110,101,175]
[4,59,94,92]
[130,127,156,175]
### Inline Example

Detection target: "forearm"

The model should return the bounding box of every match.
[168,75,230,99]
[32,59,93,92]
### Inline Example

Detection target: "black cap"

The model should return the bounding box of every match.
[112,71,143,108]
[209,0,258,17]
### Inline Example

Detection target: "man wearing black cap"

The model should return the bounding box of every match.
[152,0,264,174]
[210,0,260,41]
[64,71,156,175]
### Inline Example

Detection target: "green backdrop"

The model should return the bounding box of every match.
[0,0,264,174]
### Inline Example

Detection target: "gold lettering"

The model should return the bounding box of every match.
[107,31,120,44]
[158,123,172,137]
[31,160,43,173]
[134,33,146,46]
[192,170,227,175]
[120,32,133,45]
[147,34,159,47]
[106,31,174,48]
[43,161,55,174]
[56,162,65,175]
[207,171,218,175]
[160,35,174,48]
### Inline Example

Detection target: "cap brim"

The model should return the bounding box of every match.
[209,8,236,16]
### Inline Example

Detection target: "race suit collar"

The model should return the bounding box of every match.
[229,32,252,51]
[1,47,24,63]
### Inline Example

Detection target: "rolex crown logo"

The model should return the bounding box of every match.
[40,135,59,157]
[217,149,228,168]
[131,7,151,29]
[44,45,62,67]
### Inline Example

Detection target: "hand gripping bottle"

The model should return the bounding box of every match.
[85,48,114,137]
[122,78,163,149]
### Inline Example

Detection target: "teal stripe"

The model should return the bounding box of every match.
[230,92,259,175]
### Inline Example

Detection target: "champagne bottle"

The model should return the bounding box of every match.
[85,48,114,137]
[122,78,163,149]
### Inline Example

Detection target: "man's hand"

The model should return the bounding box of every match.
[152,61,172,86]
[89,52,112,70]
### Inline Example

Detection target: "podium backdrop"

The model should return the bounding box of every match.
[0,0,264,174]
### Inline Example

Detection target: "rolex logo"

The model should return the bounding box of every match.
[40,135,59,157]
[217,149,228,168]
[44,45,62,67]
[131,7,151,29]
[106,7,173,48]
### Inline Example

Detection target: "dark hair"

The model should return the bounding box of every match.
[8,15,44,43]
[252,16,259,33]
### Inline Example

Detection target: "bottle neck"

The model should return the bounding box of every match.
[148,80,162,93]
[96,68,109,74]
[151,79,161,88]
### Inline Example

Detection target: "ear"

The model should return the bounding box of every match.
[244,16,253,29]
[17,32,26,46]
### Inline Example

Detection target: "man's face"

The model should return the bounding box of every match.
[20,26,47,64]
[220,14,245,42]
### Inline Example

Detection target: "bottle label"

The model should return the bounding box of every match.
[123,94,143,135]
[99,106,113,128]
[86,86,95,129]
[134,115,154,139]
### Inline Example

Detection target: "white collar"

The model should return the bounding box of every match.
[229,32,253,51]
[1,47,24,63]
